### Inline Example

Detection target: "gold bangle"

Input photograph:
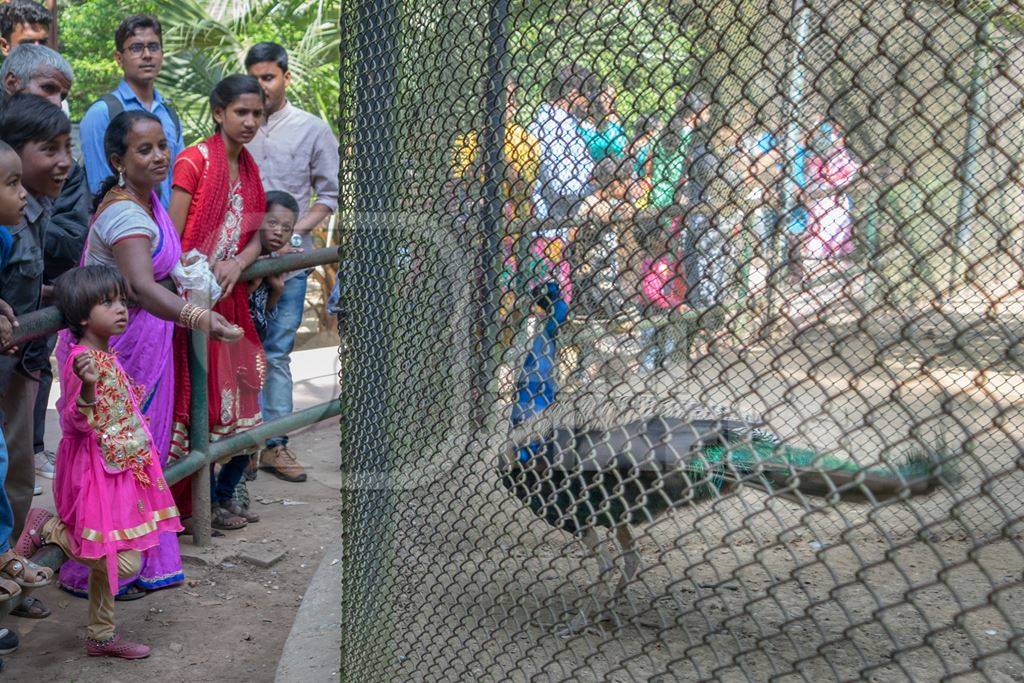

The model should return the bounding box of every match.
[178,303,210,330]
[176,303,192,327]
[192,308,209,330]
[187,305,202,330]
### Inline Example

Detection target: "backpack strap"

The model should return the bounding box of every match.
[99,93,123,120]
[96,93,182,142]
[164,101,182,143]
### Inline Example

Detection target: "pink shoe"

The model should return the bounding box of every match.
[85,634,151,660]
[14,509,53,558]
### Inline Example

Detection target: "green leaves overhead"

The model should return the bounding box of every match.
[150,0,339,142]
[508,0,700,124]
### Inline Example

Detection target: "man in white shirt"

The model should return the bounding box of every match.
[527,65,595,225]
[245,41,339,483]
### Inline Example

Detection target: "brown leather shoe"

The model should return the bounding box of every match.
[259,445,307,483]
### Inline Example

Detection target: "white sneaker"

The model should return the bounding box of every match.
[34,451,55,479]
[33,484,42,496]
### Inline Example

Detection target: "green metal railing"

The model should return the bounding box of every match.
[0,247,342,605]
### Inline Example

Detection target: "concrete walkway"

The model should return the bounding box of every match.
[275,539,342,682]
[281,347,342,682]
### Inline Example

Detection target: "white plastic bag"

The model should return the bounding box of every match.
[172,249,222,307]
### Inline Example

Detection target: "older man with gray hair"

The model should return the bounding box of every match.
[0,42,72,108]
[1,44,90,496]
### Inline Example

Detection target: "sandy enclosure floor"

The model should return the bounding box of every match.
[362,284,1024,682]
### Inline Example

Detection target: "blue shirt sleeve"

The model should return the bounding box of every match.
[0,225,11,270]
[80,100,112,197]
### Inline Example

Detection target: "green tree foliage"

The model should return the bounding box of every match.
[507,0,701,127]
[151,0,339,142]
[396,0,702,136]
[58,0,338,142]
[58,0,157,119]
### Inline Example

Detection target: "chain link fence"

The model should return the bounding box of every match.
[336,0,1024,678]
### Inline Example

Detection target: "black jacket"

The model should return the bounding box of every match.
[43,160,91,284]
[0,194,51,392]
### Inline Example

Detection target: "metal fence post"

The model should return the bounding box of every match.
[339,0,398,676]
[188,326,211,546]
[471,0,510,436]
[767,0,811,330]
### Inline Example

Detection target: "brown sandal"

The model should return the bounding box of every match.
[0,551,53,588]
[0,578,21,603]
[211,505,247,531]
[223,500,259,524]
[11,595,51,619]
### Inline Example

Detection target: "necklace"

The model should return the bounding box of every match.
[105,187,154,216]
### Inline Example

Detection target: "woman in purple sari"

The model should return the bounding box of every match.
[56,112,240,598]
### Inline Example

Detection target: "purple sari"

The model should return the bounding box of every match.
[56,192,185,596]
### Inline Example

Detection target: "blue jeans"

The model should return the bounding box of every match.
[261,271,308,448]
[0,427,13,553]
[211,455,251,505]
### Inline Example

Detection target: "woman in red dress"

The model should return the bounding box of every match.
[167,75,267,531]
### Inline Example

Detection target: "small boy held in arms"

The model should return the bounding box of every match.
[0,138,26,356]
[0,138,54,609]
[0,138,33,663]
[18,266,182,659]
[236,191,298,496]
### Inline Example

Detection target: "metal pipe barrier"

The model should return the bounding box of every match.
[1,247,342,562]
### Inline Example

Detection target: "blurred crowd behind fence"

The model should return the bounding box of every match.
[336,0,1024,679]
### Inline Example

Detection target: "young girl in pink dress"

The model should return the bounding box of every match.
[17,266,182,660]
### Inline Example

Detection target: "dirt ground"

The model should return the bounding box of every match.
[2,418,342,682]
[341,275,1024,681]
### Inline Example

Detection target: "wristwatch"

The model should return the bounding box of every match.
[290,234,303,248]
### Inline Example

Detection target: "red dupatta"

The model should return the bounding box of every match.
[169,134,267,515]
[180,133,265,256]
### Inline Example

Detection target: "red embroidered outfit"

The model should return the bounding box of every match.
[168,136,267,516]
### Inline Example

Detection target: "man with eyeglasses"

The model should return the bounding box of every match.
[79,14,183,208]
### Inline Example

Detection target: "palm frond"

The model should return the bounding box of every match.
[151,0,340,140]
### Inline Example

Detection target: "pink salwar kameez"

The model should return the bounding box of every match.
[54,345,182,595]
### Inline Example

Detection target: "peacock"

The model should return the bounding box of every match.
[500,284,955,631]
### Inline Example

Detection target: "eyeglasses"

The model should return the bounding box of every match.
[123,42,163,56]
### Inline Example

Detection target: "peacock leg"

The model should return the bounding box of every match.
[582,527,616,578]
[558,528,617,636]
[613,525,640,598]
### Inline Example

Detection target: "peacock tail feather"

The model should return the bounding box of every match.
[696,437,957,503]
[502,388,958,533]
